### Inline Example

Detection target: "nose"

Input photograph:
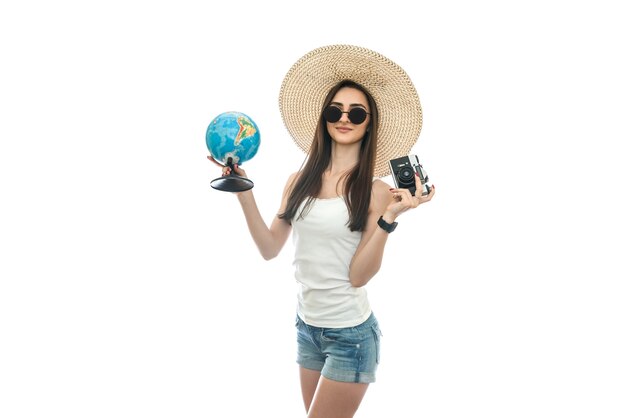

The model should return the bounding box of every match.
[339,110,350,123]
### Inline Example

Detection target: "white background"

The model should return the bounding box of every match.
[1,1,624,417]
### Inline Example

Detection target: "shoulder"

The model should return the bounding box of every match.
[372,178,393,198]
[371,178,394,211]
[281,171,301,197]
[286,171,300,189]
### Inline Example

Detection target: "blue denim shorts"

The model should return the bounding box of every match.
[295,313,382,384]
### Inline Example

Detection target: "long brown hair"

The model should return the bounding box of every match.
[278,80,379,232]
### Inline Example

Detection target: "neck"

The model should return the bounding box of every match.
[329,143,360,175]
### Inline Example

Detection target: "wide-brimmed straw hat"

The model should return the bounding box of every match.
[279,44,422,177]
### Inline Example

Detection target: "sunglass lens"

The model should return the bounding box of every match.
[348,108,367,124]
[323,106,342,123]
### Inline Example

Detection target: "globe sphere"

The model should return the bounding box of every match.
[205,111,261,166]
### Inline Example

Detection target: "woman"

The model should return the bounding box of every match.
[209,45,435,418]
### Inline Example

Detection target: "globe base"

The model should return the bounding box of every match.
[210,174,254,192]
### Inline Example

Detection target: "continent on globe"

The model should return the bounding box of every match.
[235,117,257,146]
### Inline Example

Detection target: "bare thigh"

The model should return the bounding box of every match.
[307,376,369,418]
[299,366,321,413]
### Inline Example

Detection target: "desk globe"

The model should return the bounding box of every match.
[206,111,260,192]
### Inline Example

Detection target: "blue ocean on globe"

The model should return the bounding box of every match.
[205,111,260,166]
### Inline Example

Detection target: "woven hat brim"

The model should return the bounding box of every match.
[279,44,422,177]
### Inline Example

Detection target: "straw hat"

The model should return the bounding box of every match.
[279,44,422,178]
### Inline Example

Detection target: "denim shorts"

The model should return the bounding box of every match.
[295,313,382,384]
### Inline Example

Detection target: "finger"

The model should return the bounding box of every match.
[232,164,249,178]
[399,188,414,202]
[391,190,402,201]
[395,186,421,208]
[420,185,436,202]
[390,187,411,196]
[207,155,225,168]
[395,188,419,209]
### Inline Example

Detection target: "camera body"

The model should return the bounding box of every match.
[388,154,432,196]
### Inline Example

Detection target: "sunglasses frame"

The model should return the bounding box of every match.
[323,105,371,125]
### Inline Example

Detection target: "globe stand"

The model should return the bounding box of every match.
[210,157,254,192]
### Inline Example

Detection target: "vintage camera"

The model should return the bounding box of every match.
[388,154,432,196]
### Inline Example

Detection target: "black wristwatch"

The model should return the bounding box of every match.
[377,216,398,233]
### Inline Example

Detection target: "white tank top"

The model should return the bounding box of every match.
[292,196,372,328]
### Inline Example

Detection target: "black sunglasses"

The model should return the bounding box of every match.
[323,105,370,125]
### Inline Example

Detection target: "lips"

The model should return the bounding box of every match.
[336,127,352,133]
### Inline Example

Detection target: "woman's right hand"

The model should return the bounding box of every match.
[207,155,249,178]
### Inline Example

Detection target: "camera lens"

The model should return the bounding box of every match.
[398,167,414,185]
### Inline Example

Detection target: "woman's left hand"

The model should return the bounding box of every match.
[386,174,435,218]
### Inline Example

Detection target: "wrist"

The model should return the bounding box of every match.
[381,211,397,223]
[236,189,253,201]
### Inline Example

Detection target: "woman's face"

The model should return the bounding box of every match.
[325,87,370,146]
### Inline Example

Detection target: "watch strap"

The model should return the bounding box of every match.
[377,216,398,233]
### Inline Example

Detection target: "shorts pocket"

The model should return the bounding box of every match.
[320,328,362,347]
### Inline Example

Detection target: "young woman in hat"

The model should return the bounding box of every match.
[209,45,435,418]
